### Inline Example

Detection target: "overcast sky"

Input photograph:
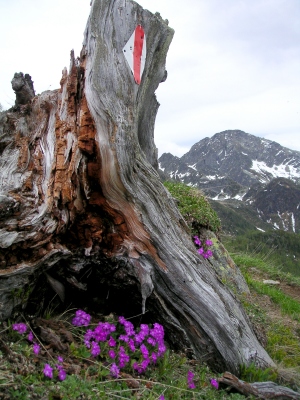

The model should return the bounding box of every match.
[1,0,299,157]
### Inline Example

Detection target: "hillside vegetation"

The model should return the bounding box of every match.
[223,230,300,277]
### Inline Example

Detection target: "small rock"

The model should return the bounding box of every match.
[263,280,280,285]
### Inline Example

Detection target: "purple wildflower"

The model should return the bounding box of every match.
[43,364,53,379]
[159,396,165,400]
[210,378,219,389]
[57,367,67,381]
[128,338,136,352]
[57,356,64,363]
[90,341,100,357]
[140,324,149,336]
[118,316,135,336]
[72,310,91,327]
[133,358,150,374]
[150,323,164,342]
[193,236,202,246]
[94,322,115,342]
[134,323,149,344]
[27,331,34,342]
[133,362,142,374]
[187,370,196,389]
[197,247,204,255]
[110,363,120,378]
[140,344,149,359]
[33,343,40,355]
[151,352,158,364]
[205,249,213,258]
[123,320,135,336]
[118,346,130,368]
[12,323,27,335]
[205,239,213,246]
[134,333,144,345]
[157,342,166,357]
[148,323,166,358]
[84,329,94,348]
[141,358,150,369]
[119,334,129,343]
[108,350,116,359]
[108,336,116,347]
[147,336,156,346]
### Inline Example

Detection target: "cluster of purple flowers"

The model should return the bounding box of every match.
[13,322,41,355]
[12,322,28,334]
[74,312,167,377]
[193,236,213,259]
[43,356,66,381]
[210,378,219,389]
[11,322,66,381]
[187,370,196,389]
[72,309,91,326]
[11,312,220,391]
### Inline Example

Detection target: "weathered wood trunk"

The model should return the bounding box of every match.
[0,0,274,374]
[218,372,300,399]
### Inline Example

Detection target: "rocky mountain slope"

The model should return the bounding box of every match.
[159,130,300,234]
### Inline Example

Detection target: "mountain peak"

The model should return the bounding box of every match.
[160,130,300,188]
[159,130,300,233]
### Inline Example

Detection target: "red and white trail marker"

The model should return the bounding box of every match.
[123,25,146,85]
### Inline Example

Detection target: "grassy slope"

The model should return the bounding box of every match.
[0,182,300,399]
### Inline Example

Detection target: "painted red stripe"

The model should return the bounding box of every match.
[133,25,145,84]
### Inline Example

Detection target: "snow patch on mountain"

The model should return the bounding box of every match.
[250,160,299,183]
[158,163,165,172]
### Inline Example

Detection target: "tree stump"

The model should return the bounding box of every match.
[0,0,274,374]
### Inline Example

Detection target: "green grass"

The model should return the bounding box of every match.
[231,251,300,380]
[164,181,221,234]
[230,253,300,286]
[223,230,300,277]
[266,324,300,368]
[244,275,300,322]
[1,313,253,400]
[0,337,249,399]
[239,362,278,383]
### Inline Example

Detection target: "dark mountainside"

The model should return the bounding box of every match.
[159,130,300,234]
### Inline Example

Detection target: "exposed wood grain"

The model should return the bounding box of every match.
[218,372,300,399]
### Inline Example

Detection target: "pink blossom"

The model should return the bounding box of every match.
[210,378,219,389]
[12,323,27,334]
[72,310,91,327]
[33,343,40,355]
[43,364,53,379]
[110,363,120,378]
[57,367,67,381]
[187,370,196,389]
